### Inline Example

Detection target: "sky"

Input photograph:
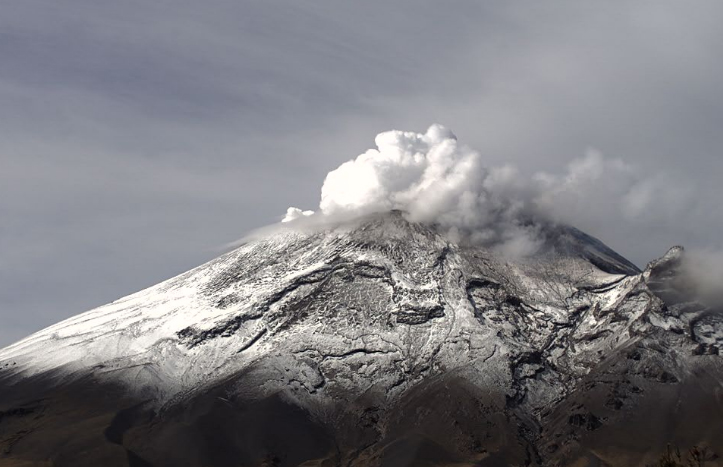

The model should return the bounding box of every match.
[2,1,722,347]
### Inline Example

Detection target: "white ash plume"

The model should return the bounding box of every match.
[283,124,695,261]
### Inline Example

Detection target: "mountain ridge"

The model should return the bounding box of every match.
[0,211,721,466]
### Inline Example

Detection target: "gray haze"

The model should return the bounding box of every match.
[2,1,722,347]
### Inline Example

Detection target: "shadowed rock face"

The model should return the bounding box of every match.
[0,212,722,466]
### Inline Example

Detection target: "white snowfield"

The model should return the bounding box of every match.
[0,212,715,414]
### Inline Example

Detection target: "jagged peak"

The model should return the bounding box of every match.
[645,245,685,274]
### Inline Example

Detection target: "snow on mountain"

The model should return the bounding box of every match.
[0,211,721,466]
[0,212,635,394]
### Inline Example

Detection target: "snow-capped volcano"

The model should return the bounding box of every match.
[1,210,721,466]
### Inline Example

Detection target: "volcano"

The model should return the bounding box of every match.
[0,211,721,466]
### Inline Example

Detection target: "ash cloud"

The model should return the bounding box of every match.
[286,124,694,261]
[683,249,723,308]
[316,124,542,256]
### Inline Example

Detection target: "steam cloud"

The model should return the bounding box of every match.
[280,124,723,302]
[282,207,315,223]
[683,249,723,308]
[286,124,691,258]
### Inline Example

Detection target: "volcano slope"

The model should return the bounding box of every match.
[0,211,721,466]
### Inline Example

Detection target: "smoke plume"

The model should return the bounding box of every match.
[279,124,723,305]
[286,124,695,260]
[683,248,723,309]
